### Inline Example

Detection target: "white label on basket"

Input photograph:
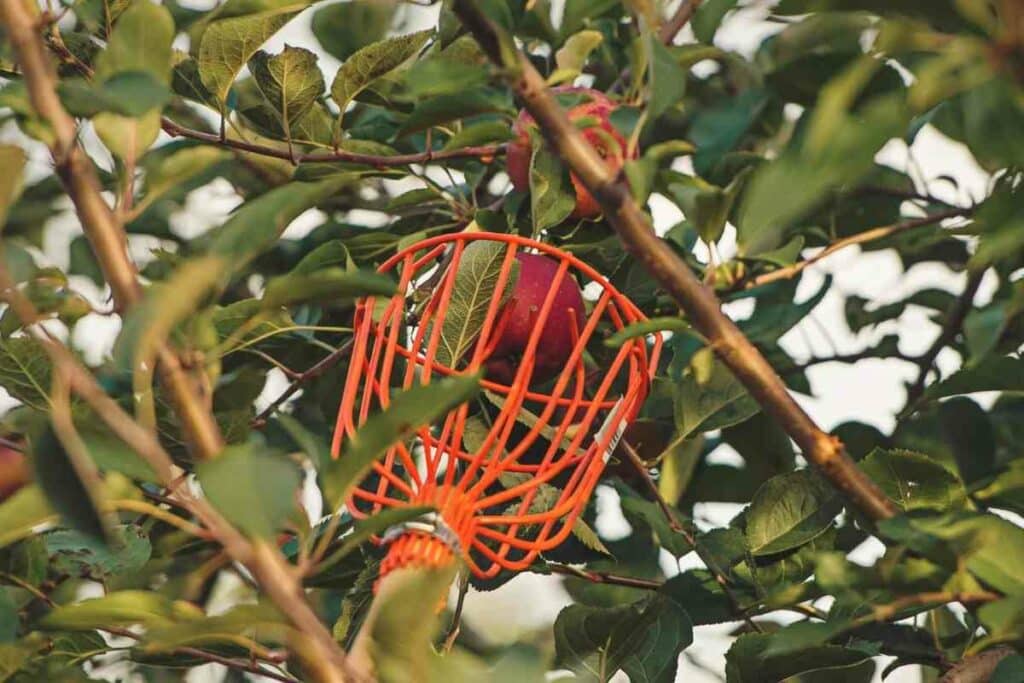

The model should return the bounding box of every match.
[595,398,627,464]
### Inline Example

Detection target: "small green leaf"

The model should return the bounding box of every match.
[550,30,604,84]
[675,352,759,438]
[530,137,576,234]
[39,591,182,631]
[198,1,313,106]
[0,336,51,410]
[860,448,968,512]
[311,0,397,62]
[31,424,110,542]
[46,525,151,579]
[261,268,396,309]
[197,444,302,539]
[325,373,481,509]
[921,355,1024,402]
[604,316,695,348]
[249,45,326,135]
[692,0,741,44]
[330,29,432,114]
[0,486,56,550]
[746,470,840,556]
[94,0,175,83]
[436,241,520,368]
[314,506,434,575]
[0,145,26,229]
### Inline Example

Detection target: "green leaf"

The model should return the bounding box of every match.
[607,593,693,683]
[311,0,397,62]
[46,525,151,579]
[645,34,687,123]
[0,486,56,550]
[324,373,481,510]
[367,564,456,683]
[207,177,350,267]
[604,316,695,348]
[553,602,638,677]
[197,444,302,539]
[30,424,109,542]
[993,654,1024,683]
[435,240,520,368]
[330,29,432,114]
[398,88,513,137]
[112,256,225,375]
[550,29,604,84]
[668,168,750,245]
[745,470,840,556]
[859,448,967,512]
[0,337,51,410]
[921,355,1024,402]
[198,1,313,106]
[249,45,326,135]
[675,352,759,438]
[692,0,741,44]
[94,0,174,83]
[39,591,183,631]
[530,137,577,234]
[0,145,26,229]
[261,268,396,309]
[725,633,875,683]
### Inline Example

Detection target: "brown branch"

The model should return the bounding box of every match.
[939,646,1017,683]
[451,1,898,521]
[0,1,224,462]
[743,208,971,290]
[659,0,704,44]
[161,118,505,168]
[251,340,354,428]
[0,270,357,683]
[547,563,664,590]
[904,267,986,409]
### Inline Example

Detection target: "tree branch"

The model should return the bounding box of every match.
[451,2,898,521]
[0,0,224,461]
[659,0,704,44]
[939,647,1017,683]
[0,268,358,683]
[742,208,971,290]
[904,267,986,409]
[161,118,505,168]
[251,340,354,428]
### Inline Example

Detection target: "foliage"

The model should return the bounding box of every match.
[0,0,1022,681]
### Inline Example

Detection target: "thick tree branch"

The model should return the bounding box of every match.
[452,1,898,521]
[938,647,1016,683]
[0,1,224,461]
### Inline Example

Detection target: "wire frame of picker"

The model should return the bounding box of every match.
[331,232,661,582]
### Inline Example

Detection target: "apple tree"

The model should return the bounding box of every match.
[0,0,1023,681]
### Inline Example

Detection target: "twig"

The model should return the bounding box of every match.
[904,268,986,409]
[0,0,224,462]
[619,441,762,632]
[161,119,505,168]
[251,340,354,428]
[741,208,971,290]
[547,563,664,590]
[451,1,898,522]
[659,0,704,44]
[442,573,470,653]
[103,626,298,683]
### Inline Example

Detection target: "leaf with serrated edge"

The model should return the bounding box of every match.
[330,29,432,114]
[249,45,325,134]
[436,241,519,368]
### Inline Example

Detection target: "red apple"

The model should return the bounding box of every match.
[485,252,586,385]
[0,443,29,501]
[507,87,636,219]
